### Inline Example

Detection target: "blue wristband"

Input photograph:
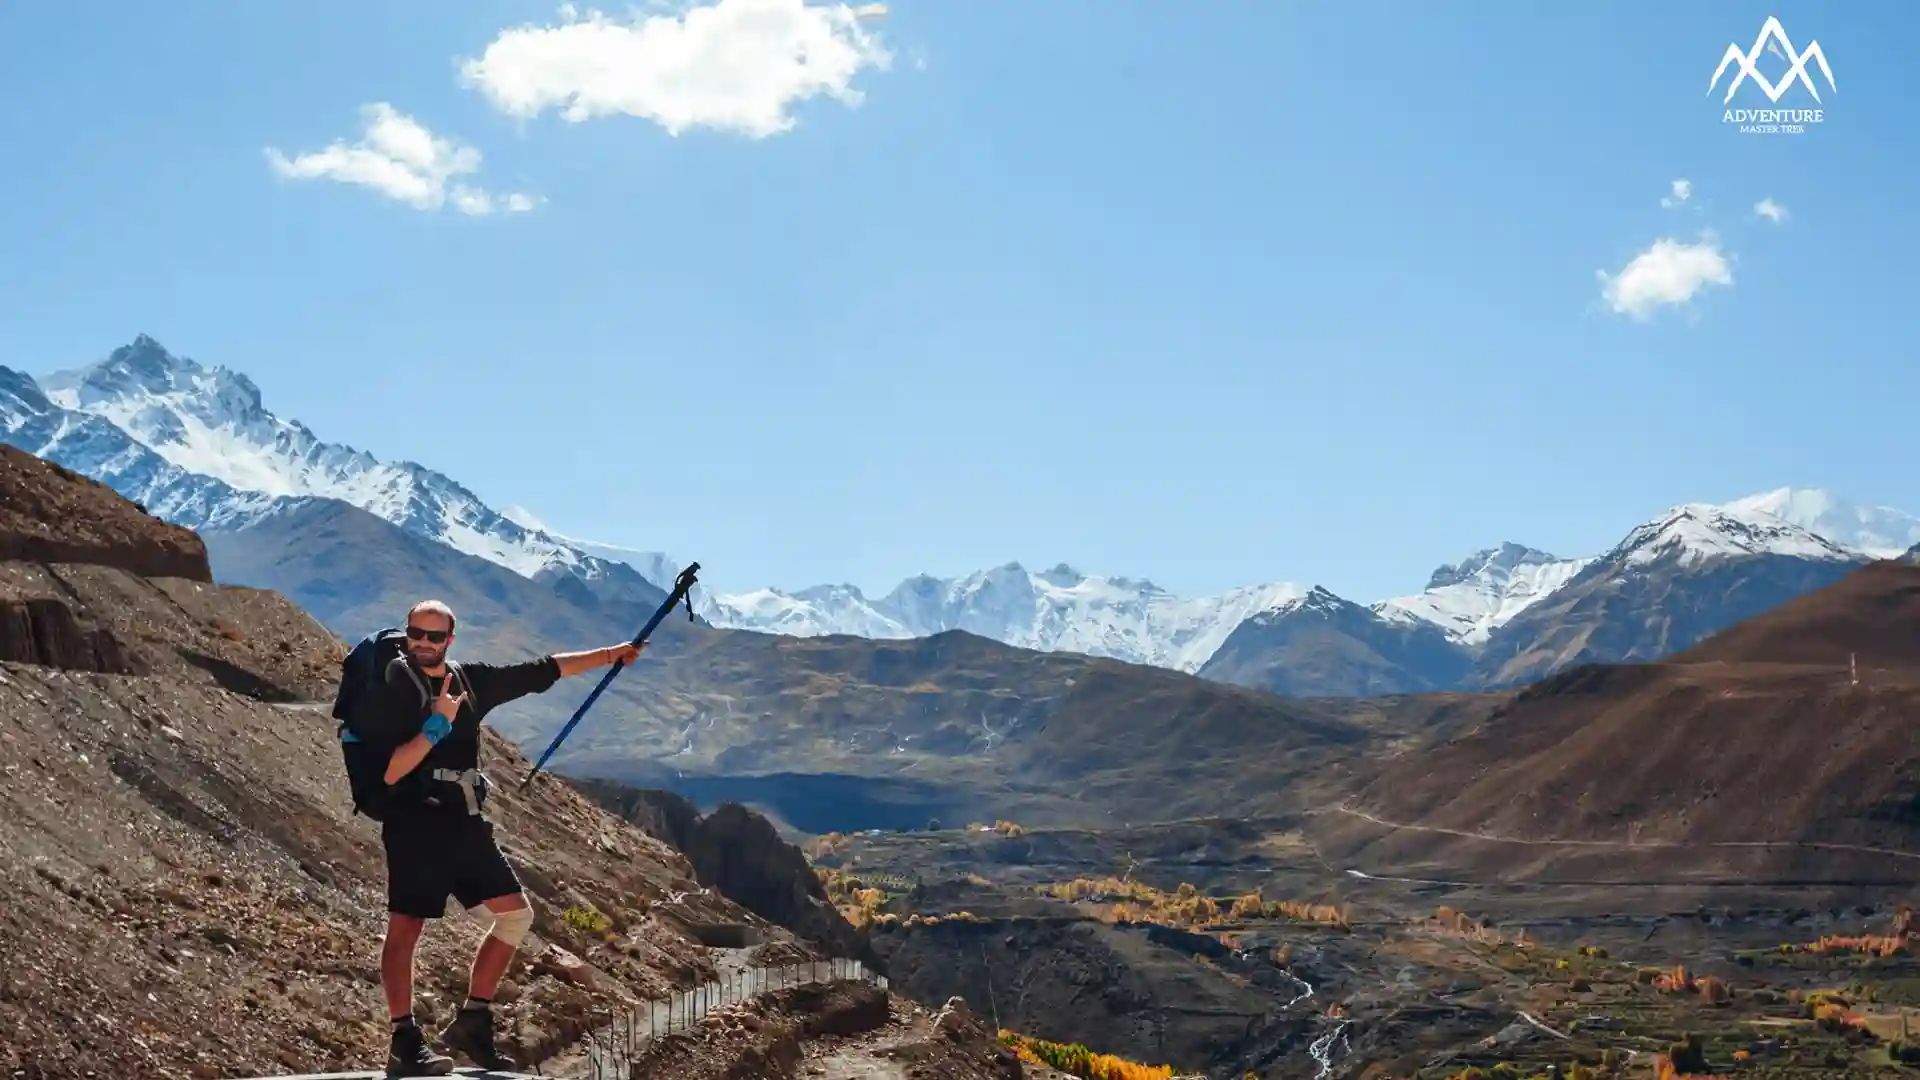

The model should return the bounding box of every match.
[422,713,453,745]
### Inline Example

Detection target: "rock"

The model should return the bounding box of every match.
[578,788,877,965]
[0,598,140,675]
[933,996,978,1040]
[533,944,600,989]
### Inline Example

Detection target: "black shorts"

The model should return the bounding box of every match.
[381,815,522,919]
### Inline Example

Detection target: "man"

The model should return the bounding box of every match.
[357,599,645,1076]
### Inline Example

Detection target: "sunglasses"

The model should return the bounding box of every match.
[405,626,451,644]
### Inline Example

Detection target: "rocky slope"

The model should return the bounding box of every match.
[0,444,212,581]
[0,446,811,1079]
[577,784,876,964]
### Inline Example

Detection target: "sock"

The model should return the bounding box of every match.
[391,1014,417,1030]
[462,996,492,1013]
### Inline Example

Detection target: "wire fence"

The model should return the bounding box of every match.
[579,957,888,1080]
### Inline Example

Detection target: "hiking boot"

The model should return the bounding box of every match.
[387,1022,455,1077]
[437,1005,517,1071]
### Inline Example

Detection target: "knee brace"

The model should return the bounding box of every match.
[468,902,535,948]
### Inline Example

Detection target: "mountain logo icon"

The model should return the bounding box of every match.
[1709,16,1836,105]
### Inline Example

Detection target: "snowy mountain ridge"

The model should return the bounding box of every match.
[710,489,1904,656]
[1373,543,1594,646]
[674,560,1309,674]
[1606,502,1860,570]
[20,337,664,613]
[1723,487,1920,560]
[0,364,288,532]
[4,335,1916,679]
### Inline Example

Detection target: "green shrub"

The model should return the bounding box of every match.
[562,905,612,937]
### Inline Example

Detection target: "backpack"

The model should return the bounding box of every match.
[331,628,469,820]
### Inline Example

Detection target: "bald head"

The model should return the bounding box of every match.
[404,599,457,669]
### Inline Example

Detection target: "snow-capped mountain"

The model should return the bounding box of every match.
[684,561,1308,673]
[1603,502,1860,569]
[1374,542,1593,646]
[496,503,685,605]
[17,336,664,614]
[1724,487,1920,560]
[1367,492,1899,646]
[1199,585,1472,697]
[6,334,1915,698]
[0,365,285,530]
[1468,500,1870,688]
[909,564,1306,672]
[698,490,1901,669]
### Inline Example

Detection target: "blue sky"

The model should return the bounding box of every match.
[0,0,1914,602]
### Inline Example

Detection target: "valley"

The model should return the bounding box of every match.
[809,811,1920,1079]
[752,555,1920,1077]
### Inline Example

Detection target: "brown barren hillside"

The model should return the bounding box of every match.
[1351,560,1920,858]
[0,444,211,580]
[0,446,815,1079]
[1671,558,1920,668]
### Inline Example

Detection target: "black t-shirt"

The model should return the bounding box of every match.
[361,654,561,818]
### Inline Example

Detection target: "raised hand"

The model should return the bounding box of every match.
[433,676,468,720]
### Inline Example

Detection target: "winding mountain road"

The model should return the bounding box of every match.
[1323,805,1920,865]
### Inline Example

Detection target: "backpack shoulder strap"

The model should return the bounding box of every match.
[394,658,430,707]
[447,661,480,714]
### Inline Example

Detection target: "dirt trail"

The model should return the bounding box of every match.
[808,1012,926,1080]
[1326,805,1920,864]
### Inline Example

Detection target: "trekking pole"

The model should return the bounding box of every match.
[520,562,701,790]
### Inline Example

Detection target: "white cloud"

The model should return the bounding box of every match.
[1659,178,1693,208]
[265,103,538,215]
[1754,197,1789,224]
[458,0,894,138]
[1595,235,1734,321]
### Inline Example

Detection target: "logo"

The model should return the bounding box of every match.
[1708,16,1834,135]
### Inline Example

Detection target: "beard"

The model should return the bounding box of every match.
[407,642,448,668]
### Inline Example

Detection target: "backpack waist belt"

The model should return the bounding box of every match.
[428,768,489,815]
